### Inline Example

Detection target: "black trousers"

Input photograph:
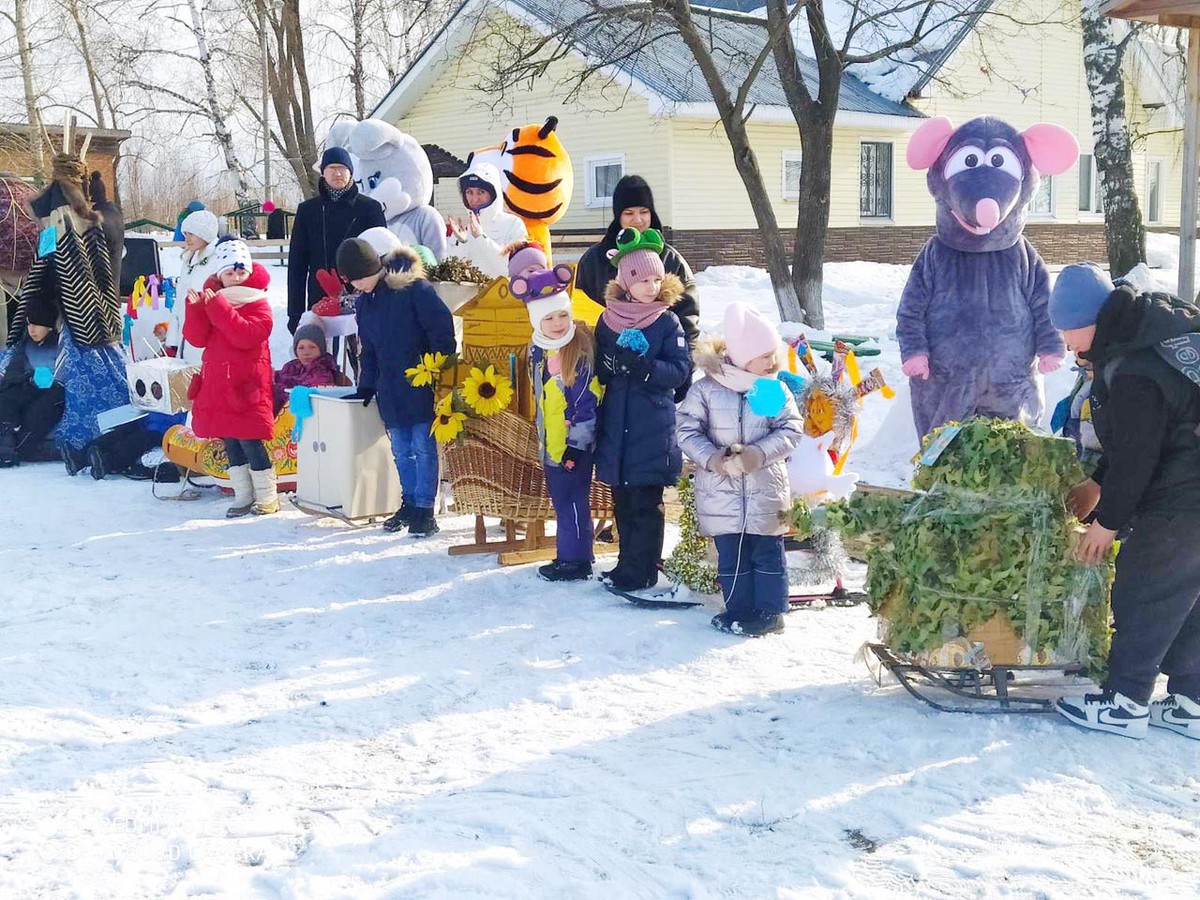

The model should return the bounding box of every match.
[0,382,65,457]
[611,485,666,583]
[1105,508,1200,703]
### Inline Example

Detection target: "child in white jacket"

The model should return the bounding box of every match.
[677,303,803,636]
[447,159,527,277]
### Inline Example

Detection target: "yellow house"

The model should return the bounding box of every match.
[372,0,1186,268]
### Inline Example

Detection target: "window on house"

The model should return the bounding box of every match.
[1079,154,1103,213]
[586,155,624,208]
[1147,159,1163,224]
[860,142,893,219]
[1030,176,1055,218]
[782,150,803,201]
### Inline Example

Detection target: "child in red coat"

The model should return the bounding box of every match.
[183,238,278,517]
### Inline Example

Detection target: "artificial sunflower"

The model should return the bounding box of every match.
[431,395,467,442]
[461,364,514,417]
[405,351,449,388]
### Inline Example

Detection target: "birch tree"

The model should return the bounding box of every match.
[1080,0,1145,278]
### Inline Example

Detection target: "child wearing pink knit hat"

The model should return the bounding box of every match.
[677,301,803,636]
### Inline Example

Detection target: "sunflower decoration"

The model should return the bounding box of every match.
[431,392,468,442]
[405,351,453,388]
[461,364,514,417]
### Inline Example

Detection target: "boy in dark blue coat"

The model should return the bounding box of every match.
[338,238,455,536]
[594,228,691,591]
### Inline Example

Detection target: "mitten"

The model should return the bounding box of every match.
[1038,354,1064,374]
[738,445,767,473]
[561,446,586,471]
[901,355,930,380]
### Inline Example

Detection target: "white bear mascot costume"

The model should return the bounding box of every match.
[327,119,448,261]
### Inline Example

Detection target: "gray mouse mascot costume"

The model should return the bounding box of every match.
[897,116,1079,439]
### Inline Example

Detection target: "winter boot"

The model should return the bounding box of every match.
[87,443,109,481]
[609,566,659,592]
[0,424,18,468]
[712,611,785,637]
[1149,693,1200,740]
[408,507,439,537]
[224,465,255,518]
[538,559,593,582]
[1055,690,1149,739]
[383,501,413,533]
[61,444,87,476]
[250,468,280,515]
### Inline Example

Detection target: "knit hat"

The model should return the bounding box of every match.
[507,242,548,279]
[24,293,59,328]
[319,146,354,175]
[262,200,277,213]
[213,237,252,276]
[612,175,656,217]
[293,321,328,355]
[336,237,383,281]
[1049,263,1114,330]
[180,209,219,245]
[723,302,780,369]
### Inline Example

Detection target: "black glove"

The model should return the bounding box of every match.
[349,386,376,407]
[561,446,587,471]
[617,346,650,379]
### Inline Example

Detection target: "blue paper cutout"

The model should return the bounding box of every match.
[747,377,787,417]
[616,328,649,356]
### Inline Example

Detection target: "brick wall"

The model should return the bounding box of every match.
[664,224,1118,269]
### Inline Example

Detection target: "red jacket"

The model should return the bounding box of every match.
[183,263,275,440]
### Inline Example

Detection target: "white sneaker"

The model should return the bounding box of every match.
[1149,693,1200,740]
[1055,690,1149,739]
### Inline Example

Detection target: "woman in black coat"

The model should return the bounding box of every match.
[575,175,700,349]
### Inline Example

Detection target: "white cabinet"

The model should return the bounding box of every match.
[296,393,401,521]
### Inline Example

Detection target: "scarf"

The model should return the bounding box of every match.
[710,362,760,394]
[532,320,576,352]
[602,297,668,332]
[325,185,352,203]
[218,285,268,307]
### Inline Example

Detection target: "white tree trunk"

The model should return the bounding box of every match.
[14,0,46,181]
[187,0,252,206]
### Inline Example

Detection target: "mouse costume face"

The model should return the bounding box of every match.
[908,116,1079,253]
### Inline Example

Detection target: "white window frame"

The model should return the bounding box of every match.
[585,154,625,209]
[1146,157,1165,225]
[1079,154,1103,216]
[859,140,894,222]
[1029,175,1056,220]
[782,150,803,201]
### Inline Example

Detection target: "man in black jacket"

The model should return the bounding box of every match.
[286,147,386,332]
[1050,264,1200,741]
[575,175,699,400]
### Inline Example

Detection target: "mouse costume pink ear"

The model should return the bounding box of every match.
[907,117,955,170]
[1021,123,1079,176]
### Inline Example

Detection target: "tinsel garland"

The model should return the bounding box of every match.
[663,474,719,594]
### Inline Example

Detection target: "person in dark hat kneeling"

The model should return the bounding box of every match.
[0,296,66,466]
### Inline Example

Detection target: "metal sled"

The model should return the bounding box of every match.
[863,643,1091,715]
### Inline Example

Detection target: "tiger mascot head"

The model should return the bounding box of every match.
[496,117,573,261]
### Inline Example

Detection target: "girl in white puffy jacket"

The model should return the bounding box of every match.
[447,159,527,277]
[676,303,802,636]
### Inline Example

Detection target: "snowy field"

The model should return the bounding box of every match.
[2,240,1199,898]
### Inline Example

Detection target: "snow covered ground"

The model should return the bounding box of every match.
[3,244,1199,898]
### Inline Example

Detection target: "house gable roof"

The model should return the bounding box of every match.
[371,0,929,122]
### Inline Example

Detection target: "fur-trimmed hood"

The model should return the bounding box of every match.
[603,272,684,306]
[381,245,426,292]
[693,337,727,376]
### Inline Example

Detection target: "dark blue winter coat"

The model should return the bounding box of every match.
[355,248,455,429]
[287,180,386,331]
[594,282,691,487]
